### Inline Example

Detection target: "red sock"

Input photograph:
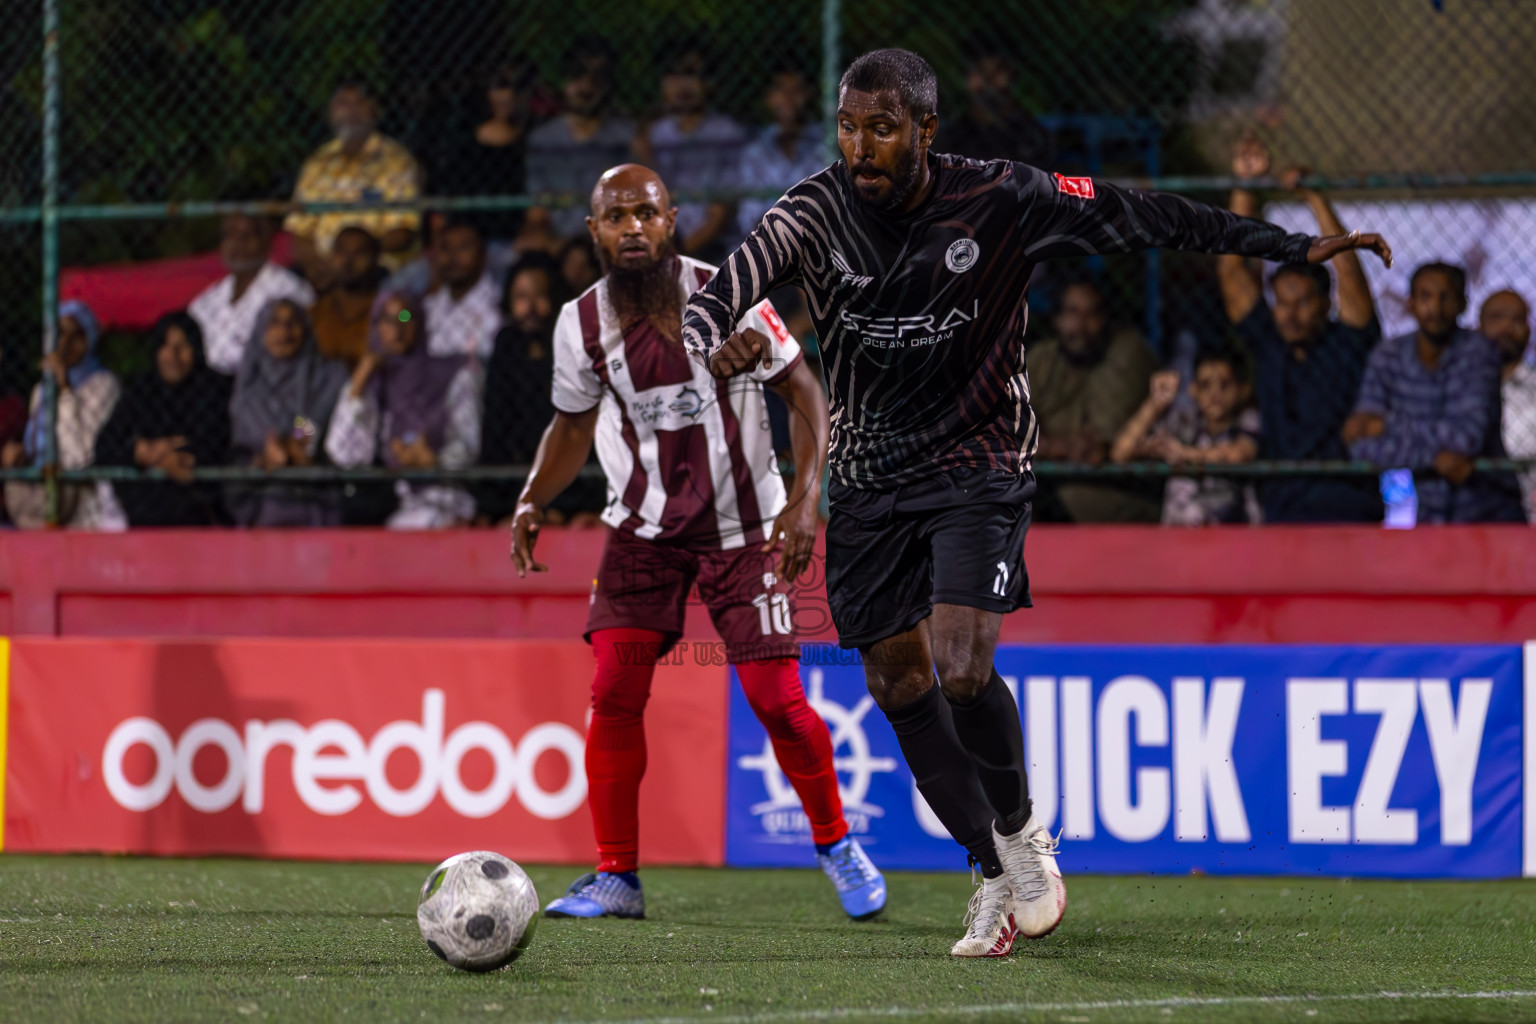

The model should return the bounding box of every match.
[587,629,662,874]
[735,657,849,847]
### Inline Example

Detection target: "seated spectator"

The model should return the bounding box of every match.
[188,213,315,375]
[285,79,422,284]
[433,62,535,244]
[226,299,348,527]
[935,42,1054,166]
[1345,263,1525,523]
[95,312,231,526]
[558,235,601,297]
[325,292,481,529]
[423,217,502,360]
[1221,137,1383,523]
[642,46,744,261]
[309,225,385,368]
[1027,278,1161,522]
[526,36,638,238]
[3,300,121,529]
[738,69,825,237]
[1481,289,1536,520]
[1113,351,1262,526]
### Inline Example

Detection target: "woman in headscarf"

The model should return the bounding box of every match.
[324,291,482,528]
[226,298,348,527]
[3,299,121,529]
[95,312,232,526]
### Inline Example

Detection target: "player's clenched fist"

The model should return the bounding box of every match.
[707,327,775,379]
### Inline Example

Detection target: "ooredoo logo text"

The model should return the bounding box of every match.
[101,690,587,820]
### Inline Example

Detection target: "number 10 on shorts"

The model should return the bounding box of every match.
[753,592,793,635]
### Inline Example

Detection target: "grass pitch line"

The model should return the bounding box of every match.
[562,989,1536,1024]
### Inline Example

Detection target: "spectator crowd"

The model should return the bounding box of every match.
[2,43,1532,530]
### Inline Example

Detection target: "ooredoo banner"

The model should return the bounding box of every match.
[727,645,1531,878]
[2,638,727,864]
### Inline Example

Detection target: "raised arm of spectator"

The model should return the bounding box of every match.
[1297,178,1375,329]
[1218,136,1266,323]
[1112,370,1179,464]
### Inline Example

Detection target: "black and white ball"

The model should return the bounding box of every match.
[417,851,539,972]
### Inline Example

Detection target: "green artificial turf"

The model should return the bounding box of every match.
[1,855,1533,1023]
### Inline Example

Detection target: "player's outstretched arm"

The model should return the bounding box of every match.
[684,201,805,374]
[1291,172,1379,328]
[510,408,599,577]
[765,357,831,581]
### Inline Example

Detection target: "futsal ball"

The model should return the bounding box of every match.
[417,851,539,972]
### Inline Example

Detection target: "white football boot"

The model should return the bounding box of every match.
[949,873,1018,958]
[994,815,1066,939]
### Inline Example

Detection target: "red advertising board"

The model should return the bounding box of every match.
[1,638,727,865]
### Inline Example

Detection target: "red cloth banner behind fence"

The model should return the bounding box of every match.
[1,638,727,865]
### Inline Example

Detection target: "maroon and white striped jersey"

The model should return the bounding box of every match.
[551,255,803,549]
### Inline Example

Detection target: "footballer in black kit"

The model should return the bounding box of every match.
[683,48,1392,958]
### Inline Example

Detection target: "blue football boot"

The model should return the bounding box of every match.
[543,871,646,919]
[817,835,887,920]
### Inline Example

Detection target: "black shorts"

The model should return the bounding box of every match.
[824,466,1034,650]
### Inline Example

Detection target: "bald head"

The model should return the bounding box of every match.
[590,164,672,217]
[587,163,678,275]
[1480,288,1531,365]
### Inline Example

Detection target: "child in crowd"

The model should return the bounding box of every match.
[1113,349,1262,526]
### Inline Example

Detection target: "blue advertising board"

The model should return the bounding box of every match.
[726,645,1526,878]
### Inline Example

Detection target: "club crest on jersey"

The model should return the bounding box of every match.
[669,386,704,419]
[830,250,875,291]
[945,238,980,274]
[1054,173,1095,199]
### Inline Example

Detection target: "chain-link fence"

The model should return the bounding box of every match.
[2,0,1534,528]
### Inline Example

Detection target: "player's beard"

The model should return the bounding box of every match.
[603,241,683,341]
[855,129,926,213]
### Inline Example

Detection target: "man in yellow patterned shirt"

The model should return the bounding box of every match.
[285,80,422,285]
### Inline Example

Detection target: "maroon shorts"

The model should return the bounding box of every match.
[585,528,800,664]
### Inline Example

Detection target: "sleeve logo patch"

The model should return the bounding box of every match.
[759,305,793,345]
[1054,173,1096,199]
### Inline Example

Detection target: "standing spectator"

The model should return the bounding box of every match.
[1482,289,1536,520]
[526,37,638,238]
[0,332,27,464]
[285,79,423,284]
[188,214,315,376]
[226,299,348,527]
[1113,351,1262,526]
[432,62,535,244]
[935,43,1053,166]
[1345,263,1524,524]
[4,300,121,529]
[309,226,384,369]
[558,235,601,297]
[422,217,502,360]
[1027,278,1161,522]
[478,253,571,523]
[642,47,745,261]
[737,69,825,237]
[325,292,482,529]
[1221,138,1383,523]
[95,312,231,526]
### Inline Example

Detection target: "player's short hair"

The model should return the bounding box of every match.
[1410,261,1467,298]
[840,48,937,121]
[1269,263,1331,302]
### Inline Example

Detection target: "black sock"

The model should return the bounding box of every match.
[946,668,1032,837]
[883,683,1003,877]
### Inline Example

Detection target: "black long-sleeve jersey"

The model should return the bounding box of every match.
[682,154,1314,491]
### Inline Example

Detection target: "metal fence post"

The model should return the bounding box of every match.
[40,0,61,527]
[820,0,841,164]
